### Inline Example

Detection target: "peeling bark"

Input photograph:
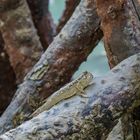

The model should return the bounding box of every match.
[0,0,43,83]
[57,0,80,33]
[27,0,56,50]
[0,33,16,115]
[0,0,102,134]
[96,0,140,68]
[0,53,140,140]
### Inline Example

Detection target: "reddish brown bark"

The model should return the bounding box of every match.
[96,0,140,138]
[41,28,103,98]
[0,0,43,83]
[0,33,16,115]
[27,0,56,50]
[57,0,80,33]
[96,0,140,68]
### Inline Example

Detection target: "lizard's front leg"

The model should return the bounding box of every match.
[75,82,89,98]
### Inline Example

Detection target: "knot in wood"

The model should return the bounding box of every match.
[107,5,118,19]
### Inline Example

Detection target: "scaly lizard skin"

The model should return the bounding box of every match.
[30,71,93,117]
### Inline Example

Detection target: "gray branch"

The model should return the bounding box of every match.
[0,53,140,140]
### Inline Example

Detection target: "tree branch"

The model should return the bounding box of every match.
[27,0,56,50]
[0,53,140,139]
[96,0,140,68]
[57,0,80,33]
[96,0,140,138]
[0,0,102,134]
[0,33,16,115]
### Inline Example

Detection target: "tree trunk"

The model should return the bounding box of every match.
[0,0,43,83]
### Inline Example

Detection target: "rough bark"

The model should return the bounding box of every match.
[106,114,135,140]
[0,53,140,140]
[57,0,80,33]
[0,0,102,134]
[0,0,43,83]
[0,33,16,115]
[96,0,140,138]
[27,0,56,50]
[96,0,140,68]
[132,0,140,18]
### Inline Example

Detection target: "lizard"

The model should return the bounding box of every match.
[30,71,93,118]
